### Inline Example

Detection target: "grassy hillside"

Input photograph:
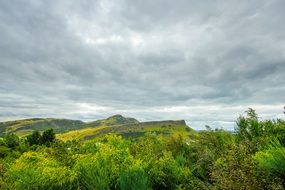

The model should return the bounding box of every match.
[58,119,194,141]
[86,114,139,127]
[0,115,193,141]
[0,115,139,137]
[0,118,85,137]
[56,126,107,141]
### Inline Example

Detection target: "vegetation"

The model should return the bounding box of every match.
[0,118,85,137]
[26,129,56,146]
[86,114,139,128]
[0,109,284,189]
[58,119,191,141]
[0,115,145,138]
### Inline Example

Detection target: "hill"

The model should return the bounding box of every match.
[0,115,193,140]
[0,118,85,137]
[57,119,193,141]
[86,114,139,127]
[0,115,140,137]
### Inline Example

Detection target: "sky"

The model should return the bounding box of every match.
[0,0,284,130]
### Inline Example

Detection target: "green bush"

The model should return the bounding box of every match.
[5,151,77,190]
[74,155,110,190]
[4,133,19,149]
[0,146,10,158]
[74,134,141,189]
[119,168,148,190]
[254,139,285,188]
[26,131,42,146]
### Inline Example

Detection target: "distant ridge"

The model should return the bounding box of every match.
[0,118,85,137]
[0,115,192,140]
[58,118,192,141]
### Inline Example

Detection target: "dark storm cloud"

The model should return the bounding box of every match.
[0,0,284,129]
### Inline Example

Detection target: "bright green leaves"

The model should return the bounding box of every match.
[74,134,147,189]
[0,108,285,190]
[254,139,285,175]
[5,151,77,190]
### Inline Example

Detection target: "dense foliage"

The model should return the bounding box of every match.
[0,109,284,189]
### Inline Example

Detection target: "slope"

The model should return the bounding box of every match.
[0,118,85,137]
[0,115,139,137]
[57,119,194,141]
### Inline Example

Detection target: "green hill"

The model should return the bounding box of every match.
[58,119,193,141]
[0,118,85,137]
[0,115,193,141]
[0,115,139,137]
[86,114,139,127]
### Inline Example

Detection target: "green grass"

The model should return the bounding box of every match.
[0,118,85,137]
[57,126,107,141]
[86,114,139,127]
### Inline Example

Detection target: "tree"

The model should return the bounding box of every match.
[26,131,42,146]
[4,133,19,149]
[235,108,263,142]
[246,108,258,120]
[42,129,55,144]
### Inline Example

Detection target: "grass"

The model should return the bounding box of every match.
[57,126,107,141]
[0,118,85,137]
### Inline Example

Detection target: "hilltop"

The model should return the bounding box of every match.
[86,114,139,127]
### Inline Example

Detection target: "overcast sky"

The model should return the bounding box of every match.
[0,0,284,130]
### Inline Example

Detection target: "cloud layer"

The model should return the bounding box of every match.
[0,0,284,129]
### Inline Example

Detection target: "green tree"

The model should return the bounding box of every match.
[26,130,42,146]
[235,108,263,142]
[42,129,55,145]
[4,133,19,149]
[211,142,265,189]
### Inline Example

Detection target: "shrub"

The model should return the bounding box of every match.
[5,151,77,190]
[26,131,42,146]
[4,133,19,149]
[119,168,148,190]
